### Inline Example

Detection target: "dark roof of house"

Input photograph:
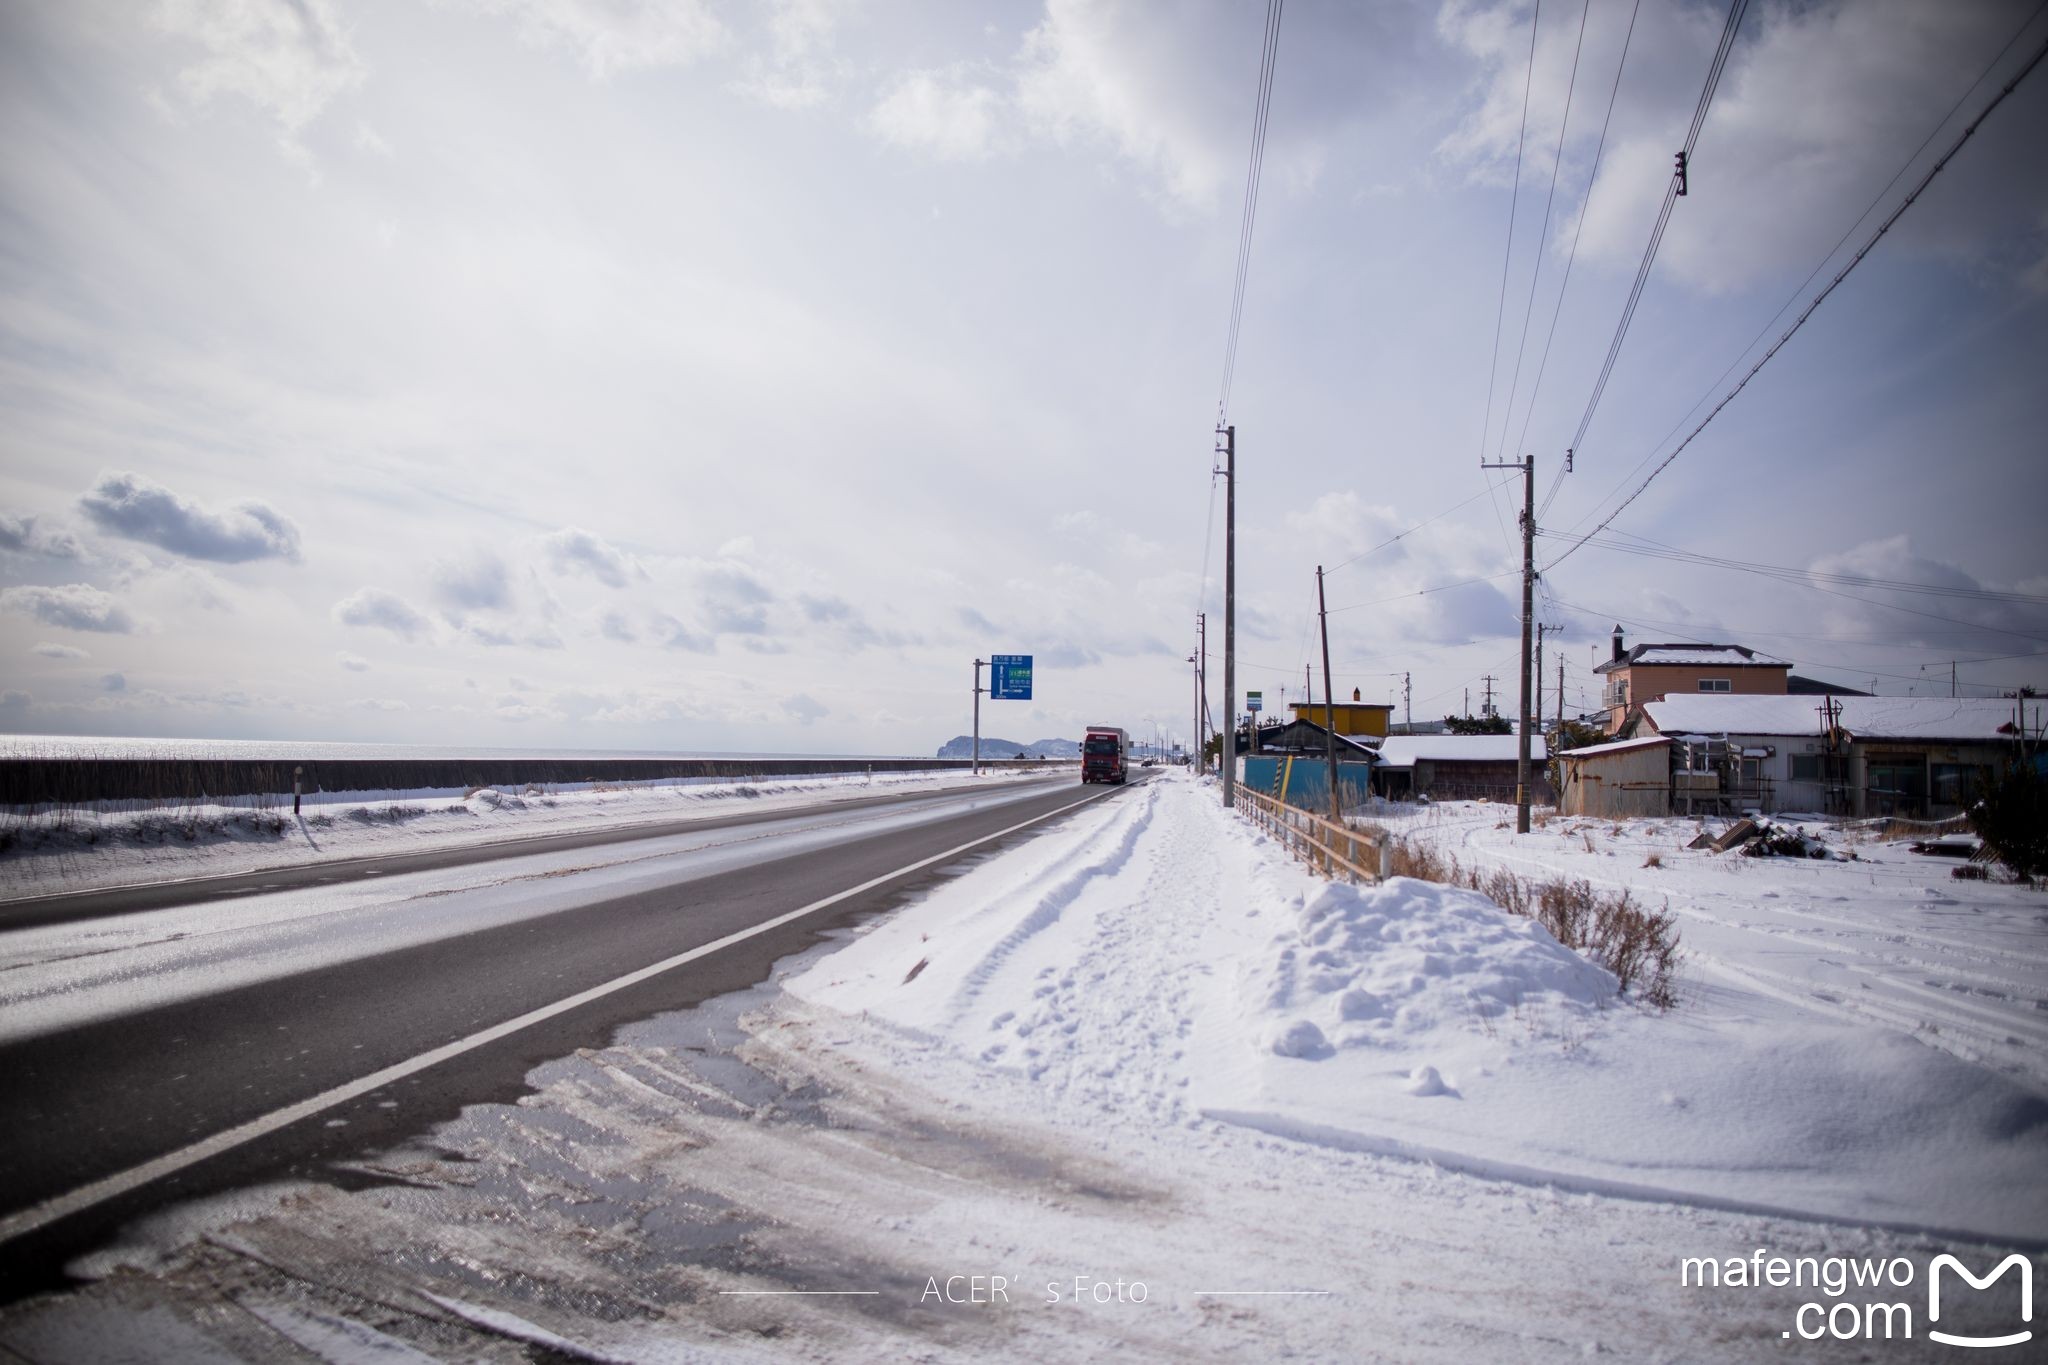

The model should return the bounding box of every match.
[1785,674,1871,696]
[1247,717,1378,759]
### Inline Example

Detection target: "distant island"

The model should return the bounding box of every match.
[936,735,1079,760]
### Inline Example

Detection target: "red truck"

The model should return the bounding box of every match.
[1081,726,1130,784]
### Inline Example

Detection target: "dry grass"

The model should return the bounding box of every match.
[1642,852,1664,869]
[1383,837,1682,1010]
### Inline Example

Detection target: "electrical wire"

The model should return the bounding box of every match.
[1327,569,1522,616]
[1477,0,1545,558]
[1561,0,1749,462]
[1492,0,1592,467]
[1543,598,2045,692]
[1544,20,2048,575]
[1538,527,2048,607]
[1552,0,2048,540]
[1528,0,1645,521]
[1217,0,1284,421]
[1324,474,1521,576]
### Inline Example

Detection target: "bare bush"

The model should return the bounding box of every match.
[1388,837,1683,1010]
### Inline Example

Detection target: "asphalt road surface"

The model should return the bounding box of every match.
[0,770,1150,1297]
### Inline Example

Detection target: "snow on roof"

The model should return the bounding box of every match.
[1555,735,1670,760]
[1642,695,2046,742]
[1374,734,1547,767]
[1598,644,1791,671]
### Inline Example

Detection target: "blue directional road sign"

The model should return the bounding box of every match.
[991,654,1033,701]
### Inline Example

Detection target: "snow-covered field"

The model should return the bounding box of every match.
[3,769,2040,1361]
[789,774,2048,1241]
[0,765,1055,901]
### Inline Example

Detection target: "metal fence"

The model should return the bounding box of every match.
[1236,784,1389,884]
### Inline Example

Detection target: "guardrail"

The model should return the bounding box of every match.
[1236,783,1390,884]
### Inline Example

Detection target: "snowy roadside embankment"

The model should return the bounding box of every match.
[785,771,2048,1243]
[0,766,1057,901]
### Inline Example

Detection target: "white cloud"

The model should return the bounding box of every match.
[0,512,85,560]
[430,547,515,613]
[79,471,302,563]
[782,691,828,724]
[541,526,632,588]
[869,68,1006,161]
[459,0,729,78]
[1016,0,1239,209]
[155,0,365,136]
[336,651,369,671]
[0,584,138,634]
[31,641,90,660]
[332,587,431,641]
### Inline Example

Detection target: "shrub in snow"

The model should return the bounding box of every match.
[1373,835,1683,1009]
[1970,765,2048,882]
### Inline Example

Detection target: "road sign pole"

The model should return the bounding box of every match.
[973,658,986,776]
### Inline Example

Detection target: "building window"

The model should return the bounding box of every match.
[1697,678,1732,692]
[1931,763,1989,809]
[1790,753,1824,782]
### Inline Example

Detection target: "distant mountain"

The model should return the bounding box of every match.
[936,735,1079,760]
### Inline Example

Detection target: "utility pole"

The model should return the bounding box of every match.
[1194,612,1207,773]
[1480,675,1498,719]
[972,657,986,776]
[1316,566,1342,822]
[1557,654,1565,729]
[1403,671,1412,731]
[1952,660,1957,699]
[1484,453,1535,833]
[1218,424,1237,810]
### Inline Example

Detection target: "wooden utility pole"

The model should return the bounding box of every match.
[1483,453,1535,833]
[1317,565,1342,822]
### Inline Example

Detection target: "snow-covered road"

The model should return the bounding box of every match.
[2,770,2037,1361]
[0,777,1066,1045]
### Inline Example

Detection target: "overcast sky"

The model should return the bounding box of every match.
[2,0,2044,755]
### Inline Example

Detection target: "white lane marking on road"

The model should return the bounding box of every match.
[0,783,1127,1245]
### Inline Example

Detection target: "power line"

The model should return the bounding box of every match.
[1476,0,1544,558]
[1529,0,1645,521]
[1327,569,1522,617]
[1476,0,1544,467]
[1543,18,2048,573]
[1555,0,2048,539]
[1325,474,1520,576]
[1544,598,2045,692]
[1538,527,2048,607]
[1562,0,1749,461]
[1492,0,1593,467]
[1217,0,1284,421]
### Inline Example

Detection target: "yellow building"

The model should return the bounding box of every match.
[1286,699,1393,739]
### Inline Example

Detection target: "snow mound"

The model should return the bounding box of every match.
[1257,877,1615,1051]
